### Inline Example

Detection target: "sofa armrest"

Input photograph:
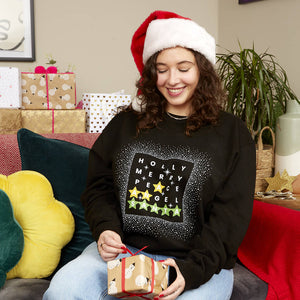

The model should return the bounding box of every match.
[238,200,300,299]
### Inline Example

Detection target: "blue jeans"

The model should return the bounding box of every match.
[43,242,233,300]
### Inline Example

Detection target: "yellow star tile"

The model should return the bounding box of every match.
[153,181,165,194]
[129,187,139,198]
[265,172,288,192]
[281,169,296,192]
[142,189,152,201]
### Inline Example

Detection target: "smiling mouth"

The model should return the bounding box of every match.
[167,87,185,96]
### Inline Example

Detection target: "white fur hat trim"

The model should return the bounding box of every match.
[143,18,215,65]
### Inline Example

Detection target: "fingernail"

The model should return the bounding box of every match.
[121,246,126,250]
[122,250,127,254]
[158,260,165,262]
[159,294,164,297]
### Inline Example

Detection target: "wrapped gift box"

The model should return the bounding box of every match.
[107,254,168,299]
[21,109,86,134]
[0,67,22,108]
[81,93,131,133]
[0,109,86,134]
[21,66,76,110]
[0,109,22,134]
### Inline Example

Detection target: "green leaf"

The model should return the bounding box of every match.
[216,42,299,142]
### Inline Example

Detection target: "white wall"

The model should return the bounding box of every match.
[1,1,299,101]
[0,0,218,100]
[218,0,300,98]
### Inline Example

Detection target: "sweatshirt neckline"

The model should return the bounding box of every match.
[165,112,188,122]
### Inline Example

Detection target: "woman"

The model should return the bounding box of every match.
[43,10,256,300]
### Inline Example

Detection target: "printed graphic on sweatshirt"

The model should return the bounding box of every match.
[126,153,194,222]
[114,141,212,240]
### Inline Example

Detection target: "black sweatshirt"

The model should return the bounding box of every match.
[81,110,256,291]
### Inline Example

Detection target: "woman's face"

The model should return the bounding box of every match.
[156,47,200,116]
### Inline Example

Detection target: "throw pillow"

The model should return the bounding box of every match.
[17,128,94,270]
[0,189,24,288]
[0,171,74,279]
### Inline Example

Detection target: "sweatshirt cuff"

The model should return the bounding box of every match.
[93,225,124,242]
[175,259,205,291]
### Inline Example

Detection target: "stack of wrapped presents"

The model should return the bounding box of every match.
[0,66,85,134]
[0,66,132,134]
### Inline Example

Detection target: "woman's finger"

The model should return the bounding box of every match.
[99,230,125,249]
[157,258,185,300]
[97,231,126,261]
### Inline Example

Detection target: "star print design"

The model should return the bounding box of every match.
[114,140,212,240]
[125,153,193,222]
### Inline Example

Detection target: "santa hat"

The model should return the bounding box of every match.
[131,10,216,75]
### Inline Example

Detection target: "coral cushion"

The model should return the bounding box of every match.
[0,190,24,287]
[0,171,74,279]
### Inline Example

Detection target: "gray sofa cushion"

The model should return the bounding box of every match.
[0,278,49,300]
[231,263,268,300]
[0,263,268,300]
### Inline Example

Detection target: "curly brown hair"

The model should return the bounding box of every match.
[129,48,227,135]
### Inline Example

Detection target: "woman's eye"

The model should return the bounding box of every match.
[179,69,189,72]
[157,69,167,74]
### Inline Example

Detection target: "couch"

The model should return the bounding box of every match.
[0,129,270,300]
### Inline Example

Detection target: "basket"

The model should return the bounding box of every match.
[255,126,275,192]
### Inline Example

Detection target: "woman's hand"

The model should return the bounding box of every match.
[97,230,126,261]
[154,258,185,300]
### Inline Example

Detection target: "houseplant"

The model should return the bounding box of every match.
[216,44,299,143]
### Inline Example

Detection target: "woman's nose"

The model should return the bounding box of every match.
[168,70,180,85]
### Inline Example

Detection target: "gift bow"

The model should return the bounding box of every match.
[123,246,148,256]
[120,246,155,299]
[34,66,58,74]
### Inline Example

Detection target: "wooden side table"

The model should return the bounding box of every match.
[255,194,300,211]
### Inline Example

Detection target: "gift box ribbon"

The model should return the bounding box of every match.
[35,66,57,110]
[120,246,155,299]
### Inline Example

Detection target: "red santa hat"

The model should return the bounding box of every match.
[131,10,216,75]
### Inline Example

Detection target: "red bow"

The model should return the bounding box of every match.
[123,246,148,256]
[34,66,58,74]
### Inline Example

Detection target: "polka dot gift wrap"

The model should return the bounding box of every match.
[81,93,131,133]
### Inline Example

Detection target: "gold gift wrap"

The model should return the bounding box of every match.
[107,254,168,299]
[21,72,76,109]
[21,109,86,134]
[0,109,22,134]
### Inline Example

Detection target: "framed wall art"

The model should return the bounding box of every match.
[239,0,262,3]
[0,0,35,61]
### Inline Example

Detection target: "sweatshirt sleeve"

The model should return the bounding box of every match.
[176,124,256,291]
[80,131,124,242]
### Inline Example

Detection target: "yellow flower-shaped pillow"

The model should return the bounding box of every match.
[0,171,74,279]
